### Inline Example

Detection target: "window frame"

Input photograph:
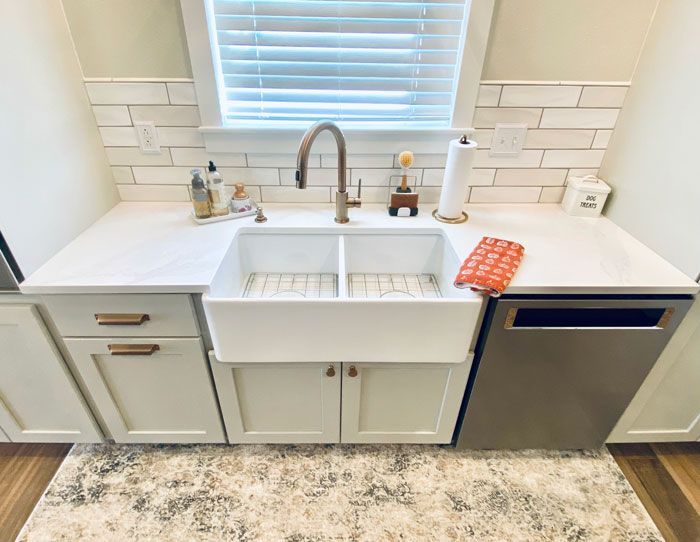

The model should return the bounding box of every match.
[180,0,494,153]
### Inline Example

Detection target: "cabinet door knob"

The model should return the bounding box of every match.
[326,365,336,377]
[348,365,358,377]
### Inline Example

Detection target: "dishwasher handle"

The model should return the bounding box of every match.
[504,306,675,330]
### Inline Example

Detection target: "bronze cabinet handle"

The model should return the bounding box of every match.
[326,365,336,377]
[108,344,160,356]
[348,365,358,377]
[95,313,150,326]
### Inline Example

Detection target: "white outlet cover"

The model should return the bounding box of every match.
[490,123,528,157]
[134,122,161,154]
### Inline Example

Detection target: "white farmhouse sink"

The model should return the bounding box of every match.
[203,229,483,363]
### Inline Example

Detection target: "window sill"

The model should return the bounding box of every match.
[200,125,469,154]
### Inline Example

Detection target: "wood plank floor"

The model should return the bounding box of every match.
[0,443,71,542]
[609,442,700,542]
[0,442,697,541]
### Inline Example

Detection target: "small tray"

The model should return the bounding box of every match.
[190,201,258,225]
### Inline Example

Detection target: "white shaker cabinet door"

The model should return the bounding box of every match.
[0,305,102,443]
[340,359,472,444]
[609,298,700,443]
[64,337,225,444]
[210,359,340,444]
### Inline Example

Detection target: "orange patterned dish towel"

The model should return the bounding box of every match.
[454,237,525,297]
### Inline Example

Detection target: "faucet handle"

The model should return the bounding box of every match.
[356,178,362,199]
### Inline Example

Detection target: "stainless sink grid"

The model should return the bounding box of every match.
[242,273,337,298]
[348,273,441,299]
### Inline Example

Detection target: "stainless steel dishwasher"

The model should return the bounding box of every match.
[455,296,693,449]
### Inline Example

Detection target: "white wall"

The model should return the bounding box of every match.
[62,0,191,79]
[600,0,700,280]
[60,0,657,83]
[0,1,118,277]
[483,0,658,81]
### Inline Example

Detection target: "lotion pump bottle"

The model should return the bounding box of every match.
[207,161,229,216]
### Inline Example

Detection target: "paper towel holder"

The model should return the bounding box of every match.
[432,209,468,224]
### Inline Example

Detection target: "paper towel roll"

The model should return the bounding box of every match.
[437,137,478,219]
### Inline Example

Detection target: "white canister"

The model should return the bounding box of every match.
[561,175,611,217]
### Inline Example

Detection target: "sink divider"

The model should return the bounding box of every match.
[337,235,348,299]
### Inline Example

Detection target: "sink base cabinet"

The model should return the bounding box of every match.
[210,357,472,444]
[0,305,101,443]
[64,338,225,444]
[341,361,471,444]
[211,361,340,443]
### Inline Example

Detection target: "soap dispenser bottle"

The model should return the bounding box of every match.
[190,168,211,219]
[206,161,229,216]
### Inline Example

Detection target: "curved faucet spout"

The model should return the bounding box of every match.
[295,120,359,223]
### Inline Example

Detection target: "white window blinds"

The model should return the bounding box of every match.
[212,0,470,127]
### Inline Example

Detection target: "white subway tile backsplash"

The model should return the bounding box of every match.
[261,186,330,203]
[92,105,131,126]
[166,83,198,105]
[473,108,542,128]
[106,147,172,166]
[539,108,619,129]
[351,169,416,187]
[132,167,196,184]
[280,168,348,186]
[592,130,613,149]
[578,86,627,107]
[474,150,543,168]
[218,168,280,185]
[476,85,501,107]
[541,150,605,168]
[539,186,566,203]
[157,128,204,147]
[322,154,394,168]
[117,184,190,202]
[470,186,541,203]
[395,154,446,168]
[129,106,201,126]
[111,166,134,184]
[99,127,139,147]
[248,154,320,168]
[87,80,628,206]
[499,85,582,107]
[86,83,169,105]
[416,186,445,204]
[494,169,567,186]
[471,129,494,149]
[524,129,595,149]
[170,148,246,167]
[421,168,495,187]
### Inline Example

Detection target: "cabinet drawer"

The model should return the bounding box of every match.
[45,294,199,337]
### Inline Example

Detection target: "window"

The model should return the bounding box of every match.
[181,0,492,151]
[211,0,470,128]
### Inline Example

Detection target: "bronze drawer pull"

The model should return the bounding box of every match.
[95,313,150,326]
[108,344,160,356]
[326,365,336,377]
[348,365,358,377]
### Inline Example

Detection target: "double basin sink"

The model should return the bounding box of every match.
[203,229,483,363]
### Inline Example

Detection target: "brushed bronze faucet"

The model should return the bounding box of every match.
[295,120,361,223]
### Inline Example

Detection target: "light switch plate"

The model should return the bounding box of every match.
[490,123,528,157]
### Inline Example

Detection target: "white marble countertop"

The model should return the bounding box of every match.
[20,202,699,295]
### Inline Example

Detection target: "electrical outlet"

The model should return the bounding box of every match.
[490,123,527,157]
[134,122,160,154]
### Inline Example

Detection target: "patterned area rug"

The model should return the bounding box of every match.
[19,444,660,541]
